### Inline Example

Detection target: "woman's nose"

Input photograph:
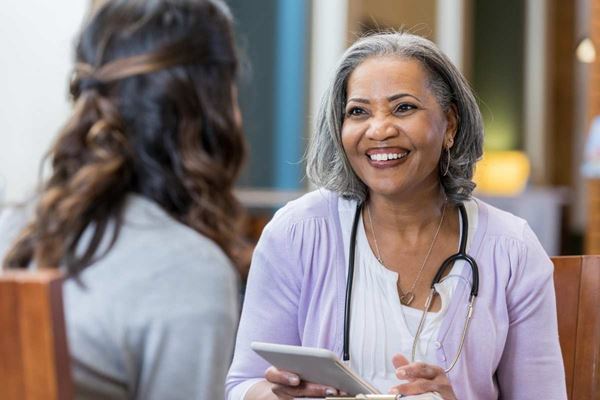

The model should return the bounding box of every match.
[366,116,399,141]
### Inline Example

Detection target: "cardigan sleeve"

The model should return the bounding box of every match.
[496,223,567,399]
[225,212,305,400]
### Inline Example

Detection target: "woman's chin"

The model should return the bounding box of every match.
[366,184,410,199]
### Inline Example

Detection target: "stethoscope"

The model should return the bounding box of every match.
[343,202,479,373]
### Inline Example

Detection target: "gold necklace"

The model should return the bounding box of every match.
[366,202,446,306]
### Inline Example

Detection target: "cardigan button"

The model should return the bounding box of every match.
[434,341,442,349]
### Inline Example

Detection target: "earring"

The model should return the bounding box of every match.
[443,146,451,177]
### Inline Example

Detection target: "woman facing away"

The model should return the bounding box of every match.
[226,32,567,399]
[0,0,246,399]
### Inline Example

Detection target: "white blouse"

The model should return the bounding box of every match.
[338,199,478,393]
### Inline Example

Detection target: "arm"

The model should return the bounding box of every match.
[226,214,340,400]
[226,218,302,400]
[496,224,567,399]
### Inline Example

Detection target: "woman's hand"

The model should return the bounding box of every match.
[264,366,341,399]
[388,354,457,400]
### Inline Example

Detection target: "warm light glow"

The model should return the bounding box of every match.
[473,151,531,196]
[576,37,597,64]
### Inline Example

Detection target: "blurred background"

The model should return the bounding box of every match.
[1,0,599,257]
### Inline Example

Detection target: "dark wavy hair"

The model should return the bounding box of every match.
[3,0,246,274]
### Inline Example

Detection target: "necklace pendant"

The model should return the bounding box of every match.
[400,292,415,306]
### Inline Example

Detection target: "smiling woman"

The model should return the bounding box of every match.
[226,32,566,400]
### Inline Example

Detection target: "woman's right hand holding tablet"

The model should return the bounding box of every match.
[249,366,341,399]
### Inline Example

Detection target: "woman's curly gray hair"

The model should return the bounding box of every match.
[305,32,483,204]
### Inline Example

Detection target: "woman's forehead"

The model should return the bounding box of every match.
[346,56,431,99]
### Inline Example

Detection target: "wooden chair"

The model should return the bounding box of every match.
[552,255,600,399]
[0,269,73,400]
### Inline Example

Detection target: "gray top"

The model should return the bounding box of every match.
[0,195,239,400]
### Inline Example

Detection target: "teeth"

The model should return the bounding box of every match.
[369,152,407,161]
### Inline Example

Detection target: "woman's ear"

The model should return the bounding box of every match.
[445,104,458,148]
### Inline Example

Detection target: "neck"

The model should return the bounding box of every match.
[366,184,447,237]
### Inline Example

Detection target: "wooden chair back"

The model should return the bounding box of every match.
[552,256,600,399]
[0,269,73,400]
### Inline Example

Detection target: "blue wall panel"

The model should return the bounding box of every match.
[273,0,309,189]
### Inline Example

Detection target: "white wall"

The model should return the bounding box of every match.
[523,0,549,185]
[309,0,348,131]
[435,0,468,73]
[0,1,88,202]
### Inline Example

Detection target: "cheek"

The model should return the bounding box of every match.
[407,121,446,154]
[340,124,356,154]
[340,125,366,175]
[341,119,367,147]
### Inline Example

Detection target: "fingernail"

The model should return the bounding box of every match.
[288,375,300,385]
[389,387,399,394]
[325,388,337,396]
[396,368,407,377]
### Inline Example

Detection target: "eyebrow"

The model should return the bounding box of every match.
[347,93,421,104]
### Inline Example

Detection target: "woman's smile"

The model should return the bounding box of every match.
[366,147,411,168]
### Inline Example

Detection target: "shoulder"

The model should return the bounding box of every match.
[259,189,342,250]
[473,198,546,259]
[472,198,553,284]
[120,195,231,261]
[250,190,345,278]
[475,198,529,242]
[269,189,339,226]
[80,196,239,310]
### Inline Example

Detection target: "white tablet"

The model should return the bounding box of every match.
[251,342,379,395]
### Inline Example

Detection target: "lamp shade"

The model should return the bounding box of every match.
[473,151,531,196]
[576,37,597,64]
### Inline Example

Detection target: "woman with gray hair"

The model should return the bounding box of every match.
[227,32,566,399]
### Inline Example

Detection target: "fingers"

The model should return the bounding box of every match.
[265,366,339,399]
[392,353,410,369]
[390,379,456,399]
[389,379,438,396]
[265,366,300,386]
[395,361,445,380]
[271,382,339,398]
[388,361,457,400]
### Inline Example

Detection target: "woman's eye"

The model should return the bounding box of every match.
[395,103,417,113]
[346,107,366,117]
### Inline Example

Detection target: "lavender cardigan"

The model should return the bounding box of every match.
[226,190,566,400]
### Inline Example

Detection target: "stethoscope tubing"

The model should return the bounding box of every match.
[343,202,479,370]
[343,202,363,362]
